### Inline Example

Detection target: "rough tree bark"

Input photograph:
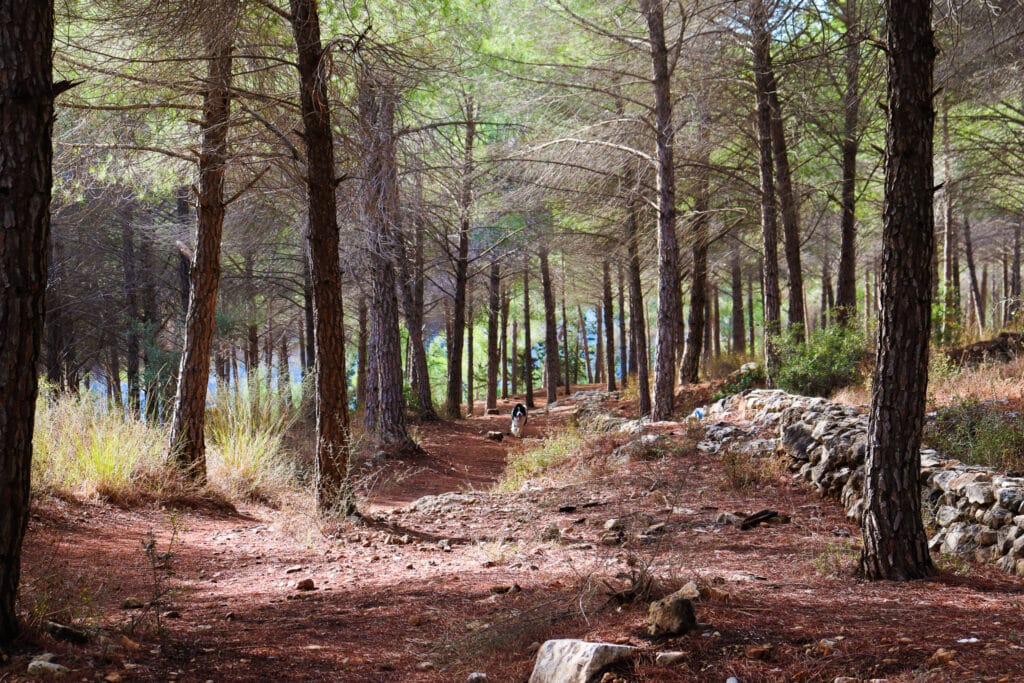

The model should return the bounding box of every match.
[445,95,475,419]
[963,216,985,334]
[834,0,862,323]
[169,22,234,482]
[500,288,509,399]
[540,247,560,404]
[578,304,592,384]
[397,208,437,421]
[681,132,710,383]
[626,191,651,417]
[642,0,682,420]
[751,0,783,378]
[523,256,535,408]
[358,66,413,448]
[0,0,57,641]
[356,296,368,410]
[618,265,628,388]
[486,258,500,413]
[603,260,617,391]
[731,237,746,354]
[859,0,937,581]
[289,0,354,513]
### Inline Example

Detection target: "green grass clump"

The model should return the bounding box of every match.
[33,388,165,500]
[923,398,1024,471]
[206,379,300,502]
[774,324,868,398]
[497,429,583,492]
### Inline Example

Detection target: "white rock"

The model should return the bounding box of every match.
[528,639,636,683]
[27,655,69,677]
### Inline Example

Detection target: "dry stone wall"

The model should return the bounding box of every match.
[704,389,1024,577]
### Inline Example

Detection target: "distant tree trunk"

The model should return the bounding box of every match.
[466,298,474,415]
[539,248,560,404]
[618,264,628,388]
[122,205,141,416]
[940,106,958,342]
[702,285,713,364]
[603,261,617,391]
[1011,224,1022,323]
[731,238,746,354]
[642,0,682,420]
[578,304,592,384]
[138,224,160,419]
[169,26,234,482]
[681,133,710,383]
[358,68,412,448]
[356,297,368,410]
[834,0,862,324]
[445,96,475,420]
[860,0,937,581]
[486,259,500,413]
[751,0,783,379]
[626,193,651,416]
[512,318,519,396]
[302,263,315,370]
[560,294,570,394]
[176,187,192,316]
[278,335,290,399]
[748,265,756,354]
[398,208,437,421]
[0,0,56,639]
[523,256,535,408]
[981,264,989,332]
[963,216,984,336]
[289,0,354,513]
[713,282,722,357]
[595,304,604,384]
[500,287,509,400]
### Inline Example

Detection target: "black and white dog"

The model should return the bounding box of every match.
[510,403,527,438]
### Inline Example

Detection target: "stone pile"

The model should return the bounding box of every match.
[704,389,1024,577]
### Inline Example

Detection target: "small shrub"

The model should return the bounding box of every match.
[813,541,861,577]
[33,388,166,500]
[497,429,583,491]
[774,325,868,397]
[923,399,1024,471]
[206,381,300,502]
[720,445,780,490]
[713,362,766,400]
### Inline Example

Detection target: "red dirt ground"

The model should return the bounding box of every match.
[6,386,1024,682]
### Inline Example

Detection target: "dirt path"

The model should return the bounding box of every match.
[10,389,1024,682]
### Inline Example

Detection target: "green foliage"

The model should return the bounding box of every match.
[773,325,868,398]
[497,428,583,492]
[923,399,1024,471]
[713,361,766,400]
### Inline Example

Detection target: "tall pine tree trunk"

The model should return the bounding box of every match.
[0,0,57,639]
[445,96,475,419]
[834,0,862,323]
[169,23,234,482]
[523,256,535,408]
[486,259,500,413]
[860,0,936,580]
[500,288,509,399]
[618,264,628,388]
[731,237,746,354]
[289,0,353,513]
[626,194,651,416]
[751,0,783,378]
[642,0,682,420]
[540,248,560,404]
[398,211,437,421]
[603,260,617,391]
[358,67,412,448]
[681,131,710,383]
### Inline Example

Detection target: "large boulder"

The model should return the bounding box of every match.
[528,639,636,683]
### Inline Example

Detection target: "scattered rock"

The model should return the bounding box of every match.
[285,565,303,574]
[745,644,772,660]
[486,431,504,441]
[27,654,69,677]
[647,590,697,636]
[438,539,452,552]
[467,674,488,682]
[295,578,316,591]
[120,597,144,609]
[655,651,686,667]
[542,525,562,542]
[928,647,956,665]
[528,639,636,683]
